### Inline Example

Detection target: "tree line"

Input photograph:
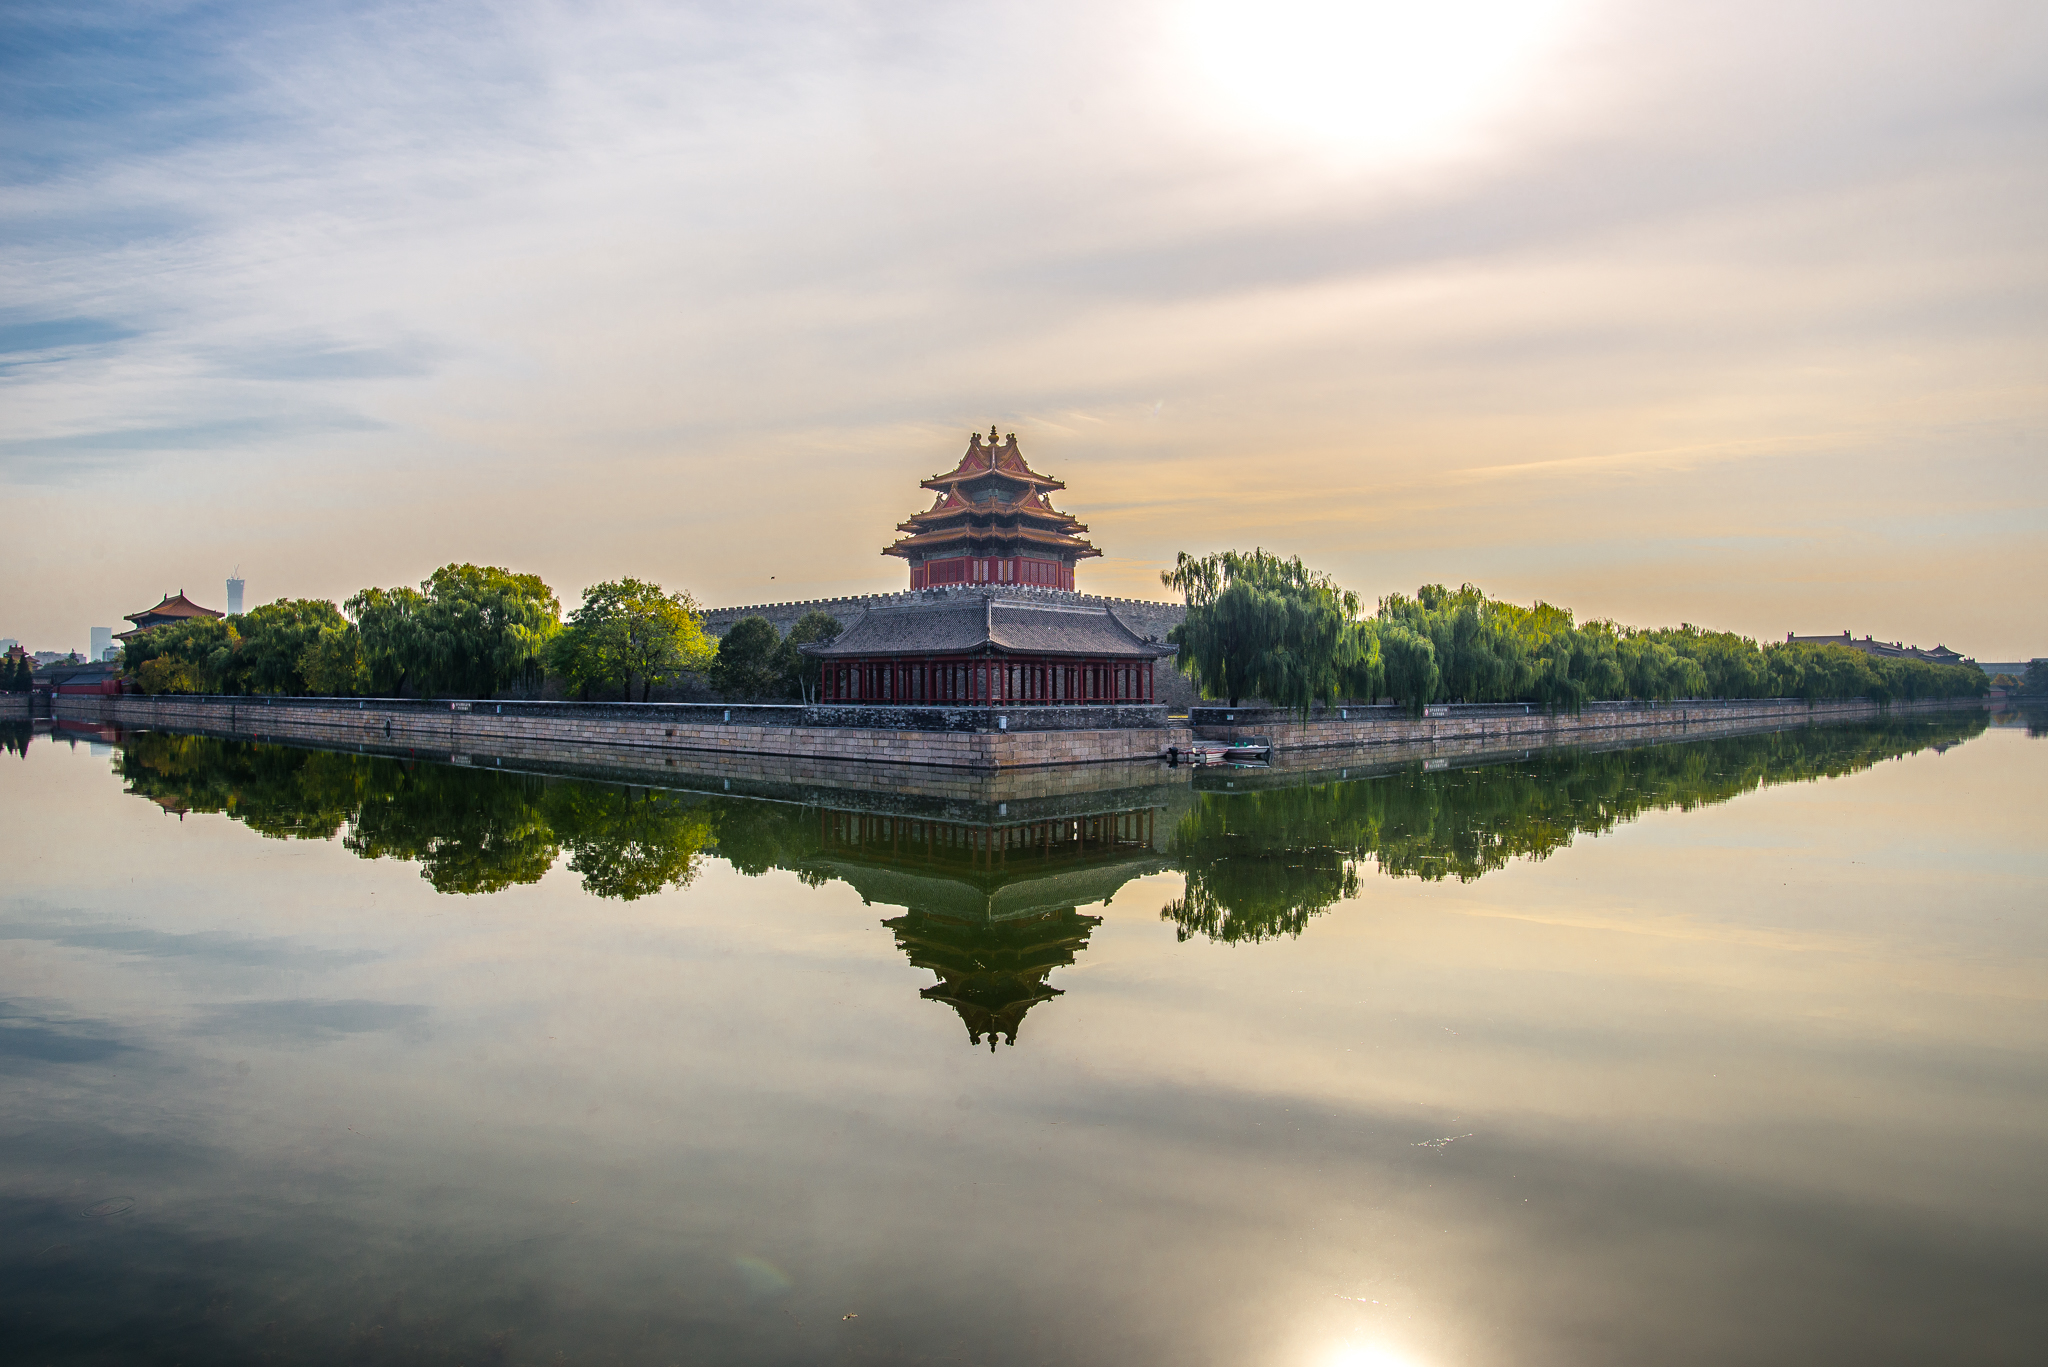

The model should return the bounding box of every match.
[106,712,1986,928]
[1164,550,1990,714]
[1161,713,1990,943]
[118,562,842,702]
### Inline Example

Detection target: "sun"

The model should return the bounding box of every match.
[1324,1346,1425,1367]
[1173,0,1583,161]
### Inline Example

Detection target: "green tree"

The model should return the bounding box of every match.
[235,598,348,695]
[121,616,243,694]
[1161,549,1363,715]
[783,610,843,701]
[347,566,559,698]
[545,784,715,899]
[344,585,428,696]
[1375,620,1440,713]
[710,616,789,701]
[547,579,714,701]
[300,624,370,695]
[2020,660,2048,695]
[416,563,560,698]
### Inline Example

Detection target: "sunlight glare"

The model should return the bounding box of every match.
[1324,1346,1423,1367]
[1175,0,1580,160]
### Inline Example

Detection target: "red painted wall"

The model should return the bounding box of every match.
[911,556,1072,590]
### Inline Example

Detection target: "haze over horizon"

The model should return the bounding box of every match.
[4,0,2044,658]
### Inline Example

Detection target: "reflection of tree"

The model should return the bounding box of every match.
[883,907,1101,1049]
[118,733,359,839]
[708,799,831,885]
[345,766,560,895]
[1165,715,1990,943]
[544,785,714,900]
[112,737,719,900]
[2,719,33,758]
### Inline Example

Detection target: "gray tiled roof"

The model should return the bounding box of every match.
[801,592,1171,660]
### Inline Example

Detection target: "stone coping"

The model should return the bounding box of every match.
[122,694,1167,732]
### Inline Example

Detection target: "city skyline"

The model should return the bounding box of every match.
[4,1,2043,657]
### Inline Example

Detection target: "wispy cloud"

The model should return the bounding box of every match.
[2,0,2043,654]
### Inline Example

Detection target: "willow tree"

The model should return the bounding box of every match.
[345,585,428,696]
[236,598,348,695]
[347,565,559,698]
[417,564,560,698]
[1161,549,1365,716]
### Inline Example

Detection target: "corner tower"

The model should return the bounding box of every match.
[885,428,1102,590]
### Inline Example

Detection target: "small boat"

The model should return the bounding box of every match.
[1166,739,1274,766]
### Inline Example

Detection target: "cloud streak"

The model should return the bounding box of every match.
[2,0,2043,655]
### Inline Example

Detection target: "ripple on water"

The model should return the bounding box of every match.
[82,1197,135,1219]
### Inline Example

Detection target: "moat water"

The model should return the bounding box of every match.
[2,712,2044,1366]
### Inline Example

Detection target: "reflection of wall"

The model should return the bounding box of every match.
[1193,695,1989,753]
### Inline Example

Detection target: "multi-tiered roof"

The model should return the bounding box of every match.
[884,428,1100,589]
[115,592,224,642]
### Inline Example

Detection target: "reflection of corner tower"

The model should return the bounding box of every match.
[883,907,1102,1051]
[886,428,1102,590]
[812,805,1173,1048]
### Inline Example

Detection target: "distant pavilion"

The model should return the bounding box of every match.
[115,592,224,643]
[1784,631,1973,668]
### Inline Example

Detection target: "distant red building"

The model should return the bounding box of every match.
[1785,631,1973,668]
[114,591,225,643]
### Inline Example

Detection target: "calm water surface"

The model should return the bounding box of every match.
[2,714,2043,1366]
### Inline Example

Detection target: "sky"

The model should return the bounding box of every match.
[3,0,2044,659]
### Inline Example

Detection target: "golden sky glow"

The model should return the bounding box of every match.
[3,1,2043,656]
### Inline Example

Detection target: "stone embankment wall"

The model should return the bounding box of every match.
[701,584,1197,712]
[53,692,1980,777]
[0,694,29,719]
[56,694,1190,772]
[1191,696,1984,752]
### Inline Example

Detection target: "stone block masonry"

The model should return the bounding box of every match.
[57,694,1191,772]
[52,692,1984,779]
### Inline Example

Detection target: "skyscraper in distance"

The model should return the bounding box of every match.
[226,571,245,616]
[91,626,112,661]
